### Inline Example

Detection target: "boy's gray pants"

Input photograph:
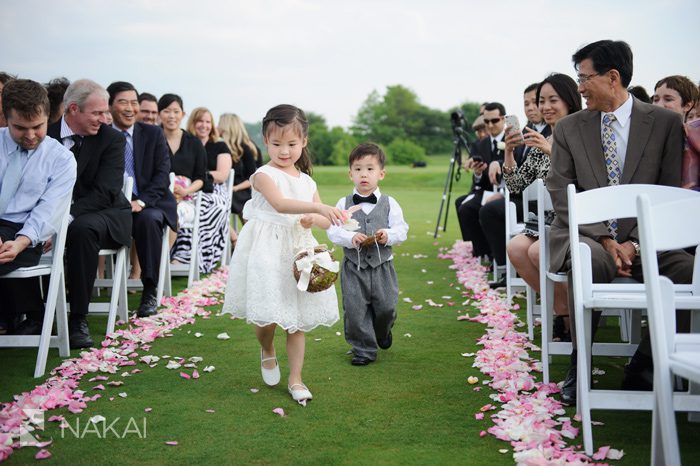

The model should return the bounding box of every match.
[341,258,398,360]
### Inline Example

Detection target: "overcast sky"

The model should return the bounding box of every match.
[2,0,698,131]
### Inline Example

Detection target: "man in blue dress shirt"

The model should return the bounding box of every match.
[0,79,76,334]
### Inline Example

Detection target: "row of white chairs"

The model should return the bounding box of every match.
[0,169,235,378]
[504,182,700,462]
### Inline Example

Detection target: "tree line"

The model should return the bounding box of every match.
[245,85,482,166]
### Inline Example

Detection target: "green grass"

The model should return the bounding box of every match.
[3,157,700,465]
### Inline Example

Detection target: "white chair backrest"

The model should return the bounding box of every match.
[50,200,73,270]
[521,180,538,211]
[637,193,700,290]
[169,172,176,192]
[567,184,694,227]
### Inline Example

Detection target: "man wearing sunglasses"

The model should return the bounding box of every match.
[455,102,507,263]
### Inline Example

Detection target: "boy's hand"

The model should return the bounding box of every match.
[352,233,368,248]
[375,229,389,245]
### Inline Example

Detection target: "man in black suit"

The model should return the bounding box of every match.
[45,79,132,348]
[455,102,507,260]
[478,87,553,287]
[106,81,177,317]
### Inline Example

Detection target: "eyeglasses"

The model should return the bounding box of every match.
[483,117,503,125]
[577,73,600,84]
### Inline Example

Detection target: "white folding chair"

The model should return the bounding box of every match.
[505,182,539,339]
[127,175,175,305]
[537,179,572,383]
[638,194,700,466]
[538,182,635,382]
[0,201,71,378]
[568,183,700,455]
[165,174,202,290]
[90,176,132,335]
[222,168,235,262]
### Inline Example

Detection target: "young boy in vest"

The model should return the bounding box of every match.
[327,143,409,365]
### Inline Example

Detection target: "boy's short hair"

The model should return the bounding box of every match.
[349,143,386,168]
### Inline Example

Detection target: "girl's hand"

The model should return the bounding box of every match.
[352,233,368,248]
[317,204,347,226]
[523,127,551,154]
[375,229,389,245]
[300,214,314,229]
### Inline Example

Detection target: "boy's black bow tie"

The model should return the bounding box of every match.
[353,193,377,205]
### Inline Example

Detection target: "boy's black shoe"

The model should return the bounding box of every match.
[378,331,393,350]
[351,356,372,366]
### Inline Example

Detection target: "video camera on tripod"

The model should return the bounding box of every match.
[433,110,475,238]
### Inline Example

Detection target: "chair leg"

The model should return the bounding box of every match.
[117,252,129,325]
[541,280,554,384]
[652,368,681,466]
[106,249,127,335]
[56,274,70,357]
[34,270,64,378]
[579,308,595,455]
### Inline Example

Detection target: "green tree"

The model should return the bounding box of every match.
[351,85,452,155]
[386,138,427,165]
[330,132,359,166]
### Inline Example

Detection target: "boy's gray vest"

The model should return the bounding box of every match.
[343,194,392,269]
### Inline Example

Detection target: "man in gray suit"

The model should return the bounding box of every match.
[545,40,692,405]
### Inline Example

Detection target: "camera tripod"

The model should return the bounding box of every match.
[433,112,473,239]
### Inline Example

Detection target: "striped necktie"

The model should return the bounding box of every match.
[0,149,27,215]
[602,113,622,238]
[123,131,139,196]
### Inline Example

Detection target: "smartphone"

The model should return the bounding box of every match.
[504,115,522,136]
[471,155,483,164]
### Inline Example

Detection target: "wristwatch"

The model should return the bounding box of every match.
[629,240,640,256]
[136,200,146,208]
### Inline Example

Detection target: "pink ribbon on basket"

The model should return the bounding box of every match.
[295,248,339,291]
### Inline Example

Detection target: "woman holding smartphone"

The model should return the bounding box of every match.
[503,73,581,341]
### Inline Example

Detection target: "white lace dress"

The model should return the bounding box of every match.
[221,165,339,333]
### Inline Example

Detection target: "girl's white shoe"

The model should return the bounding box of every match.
[288,383,313,403]
[260,349,280,386]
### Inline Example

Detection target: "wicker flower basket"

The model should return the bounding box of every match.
[292,245,339,293]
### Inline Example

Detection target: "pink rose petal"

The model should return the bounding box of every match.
[144,408,153,413]
[192,370,200,379]
[272,407,285,417]
[165,441,178,446]
[180,372,191,379]
[35,449,52,460]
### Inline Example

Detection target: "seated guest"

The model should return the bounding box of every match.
[652,75,700,191]
[455,102,507,261]
[107,81,177,317]
[504,73,582,340]
[0,79,76,335]
[479,86,553,288]
[546,40,692,405]
[627,85,651,103]
[157,94,206,263]
[45,77,70,125]
[0,72,17,128]
[217,112,263,245]
[46,79,132,348]
[138,92,159,125]
[187,107,232,272]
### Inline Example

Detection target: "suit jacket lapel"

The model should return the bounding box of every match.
[621,99,652,184]
[579,111,608,187]
[133,123,144,182]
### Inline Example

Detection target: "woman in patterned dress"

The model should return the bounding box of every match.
[185,107,232,272]
[503,73,581,340]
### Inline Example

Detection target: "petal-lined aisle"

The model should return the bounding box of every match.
[0,269,227,462]
[440,240,623,465]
